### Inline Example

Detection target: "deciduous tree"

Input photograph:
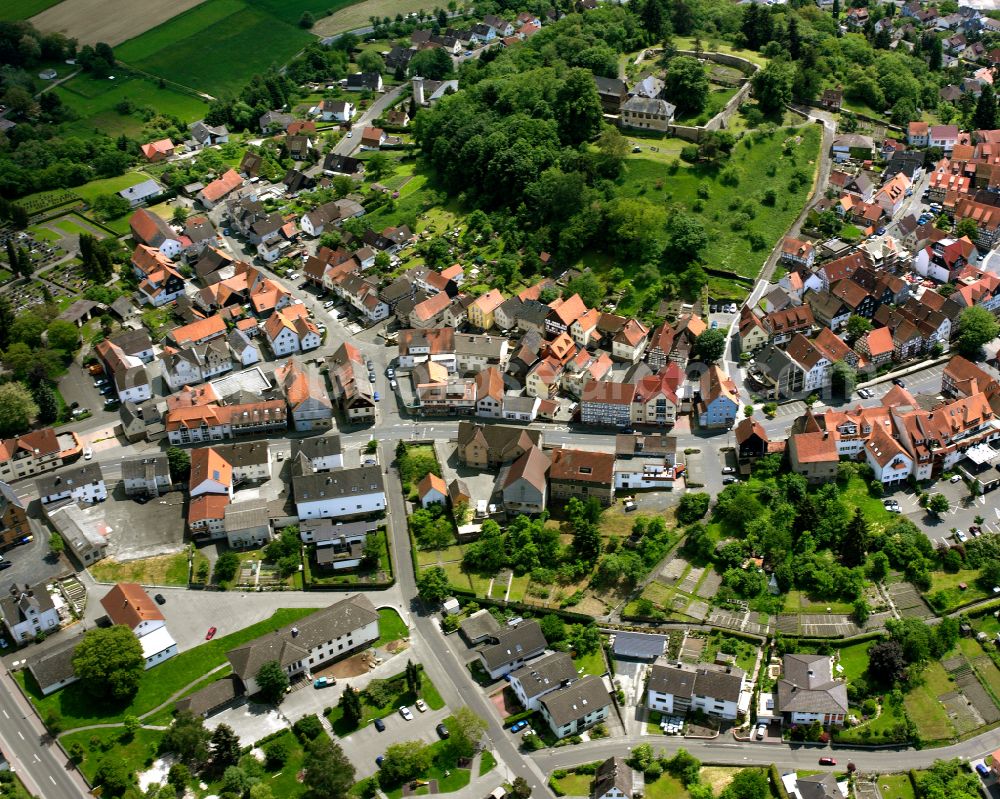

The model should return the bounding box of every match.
[255,661,290,704]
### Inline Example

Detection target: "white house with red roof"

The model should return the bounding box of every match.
[264,306,321,356]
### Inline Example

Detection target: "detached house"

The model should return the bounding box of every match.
[775,654,848,726]
[477,619,547,679]
[36,463,107,506]
[646,662,746,720]
[132,245,186,306]
[1,583,60,643]
[264,306,321,356]
[100,583,178,669]
[540,675,612,740]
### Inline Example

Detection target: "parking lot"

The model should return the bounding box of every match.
[100,486,187,560]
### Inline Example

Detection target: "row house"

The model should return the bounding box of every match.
[415,376,477,416]
[0,428,65,483]
[336,274,389,324]
[36,462,107,506]
[954,197,1000,248]
[803,251,868,294]
[562,350,613,399]
[874,172,911,217]
[502,445,549,514]
[455,333,510,374]
[612,319,650,363]
[646,662,746,720]
[326,342,376,424]
[549,448,616,506]
[129,208,183,259]
[645,323,676,370]
[293,464,385,520]
[275,360,333,432]
[160,340,234,392]
[697,365,739,429]
[952,270,1000,313]
[580,380,635,428]
[165,400,287,445]
[410,292,452,329]
[397,328,455,370]
[468,289,505,331]
[780,237,815,269]
[95,339,151,405]
[631,369,681,428]
[942,355,1000,398]
[456,422,541,469]
[546,293,588,336]
[169,314,228,347]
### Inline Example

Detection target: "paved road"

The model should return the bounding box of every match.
[330,86,406,157]
[0,664,91,799]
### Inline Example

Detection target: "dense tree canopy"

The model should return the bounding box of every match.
[72,625,144,702]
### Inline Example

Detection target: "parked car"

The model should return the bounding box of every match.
[510,720,528,733]
[83,447,93,460]
[368,372,376,383]
[289,272,299,280]
[374,718,386,732]
[154,594,166,605]
[374,391,380,401]
[0,560,11,572]
[323,301,335,309]
[415,699,427,712]
[399,706,413,721]
[876,227,886,236]
[892,378,905,387]
[205,627,217,640]
[386,368,395,378]
[818,758,836,766]
[390,379,398,390]
[71,407,89,417]
[756,724,767,740]
[956,531,969,543]
[376,755,384,767]
[722,476,738,484]
[950,474,962,483]
[721,466,735,474]
[436,723,450,739]
[976,763,990,777]
[313,677,334,688]
[710,320,718,329]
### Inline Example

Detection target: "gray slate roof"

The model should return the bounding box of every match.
[509,651,578,700]
[460,609,501,643]
[478,619,547,671]
[540,674,610,726]
[27,641,77,691]
[227,594,378,680]
[612,631,666,660]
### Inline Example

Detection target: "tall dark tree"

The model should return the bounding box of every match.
[33,382,58,424]
[0,296,12,350]
[4,239,16,272]
[975,84,998,131]
[17,247,32,277]
[841,507,869,567]
[554,68,603,146]
[210,724,242,771]
[405,660,421,695]
[303,737,355,798]
[867,639,906,687]
[787,15,801,60]
[339,685,363,728]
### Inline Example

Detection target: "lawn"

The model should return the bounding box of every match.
[89,552,191,586]
[326,666,444,735]
[573,648,607,678]
[73,172,151,205]
[551,770,596,796]
[673,85,739,126]
[644,773,691,799]
[903,661,956,742]
[56,71,208,137]
[700,633,759,675]
[116,0,314,96]
[836,640,873,684]
[53,217,98,238]
[27,225,61,242]
[0,0,63,19]
[375,607,409,647]
[877,773,916,799]
[61,726,164,786]
[784,591,854,615]
[926,570,988,613]
[673,36,769,67]
[19,608,318,730]
[616,124,822,279]
[479,751,497,776]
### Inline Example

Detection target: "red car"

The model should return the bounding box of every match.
[205,627,217,640]
[818,757,837,766]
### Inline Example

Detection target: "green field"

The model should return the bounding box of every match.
[0,0,63,20]
[73,172,150,204]
[246,0,358,25]
[903,660,956,742]
[116,0,315,96]
[61,727,164,787]
[877,774,916,799]
[617,124,822,278]
[56,72,208,137]
[836,640,873,684]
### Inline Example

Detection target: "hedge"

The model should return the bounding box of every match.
[770,764,789,799]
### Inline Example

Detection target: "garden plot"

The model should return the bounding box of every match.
[797,614,861,638]
[680,637,705,663]
[660,558,688,582]
[678,566,704,595]
[887,582,933,619]
[696,570,722,599]
[954,668,1000,725]
[707,608,767,636]
[939,691,983,735]
[687,600,710,621]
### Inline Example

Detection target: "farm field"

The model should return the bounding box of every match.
[30,0,207,46]
[1,0,62,21]
[312,0,435,36]
[55,72,208,137]
[115,0,317,96]
[616,124,822,279]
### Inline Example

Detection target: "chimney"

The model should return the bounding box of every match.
[412,76,425,106]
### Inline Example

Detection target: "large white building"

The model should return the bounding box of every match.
[508,651,579,711]
[539,674,612,739]
[36,463,107,506]
[0,583,60,643]
[227,594,379,695]
[100,583,178,670]
[646,662,747,721]
[292,465,386,520]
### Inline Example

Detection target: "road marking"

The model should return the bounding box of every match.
[49,776,55,785]
[1,710,7,719]
[32,755,39,763]
[16,731,23,740]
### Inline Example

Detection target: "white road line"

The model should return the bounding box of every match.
[16,731,23,740]
[1,710,7,719]
[49,776,55,785]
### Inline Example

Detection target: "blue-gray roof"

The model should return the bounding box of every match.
[612,631,667,660]
[118,179,162,201]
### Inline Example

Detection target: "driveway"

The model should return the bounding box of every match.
[206,699,288,746]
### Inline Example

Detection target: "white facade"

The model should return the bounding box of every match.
[296,491,386,520]
[139,625,179,669]
[39,478,107,506]
[4,594,60,642]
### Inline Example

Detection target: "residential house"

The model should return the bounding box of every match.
[457,422,541,468]
[46,503,109,566]
[907,120,929,147]
[132,245,186,306]
[475,367,504,418]
[27,642,79,697]
[787,429,839,484]
[501,446,549,514]
[468,289,505,330]
[417,473,448,508]
[223,500,273,549]
[546,293,588,336]
[539,675,611,739]
[36,463,106,506]
[697,366,739,429]
[942,355,999,398]
[0,428,64,483]
[0,482,31,550]
[646,662,746,720]
[455,333,510,374]
[100,583,178,669]
[775,654,848,726]
[165,400,287,445]
[509,652,578,711]
[95,339,152,405]
[121,455,172,498]
[197,169,243,209]
[327,342,376,424]
[594,76,628,113]
[141,138,174,162]
[118,178,163,208]
[831,134,874,162]
[346,72,383,92]
[591,758,635,799]
[781,237,816,269]
[276,360,333,432]
[293,435,344,473]
[930,125,960,153]
[548,448,615,506]
[477,619,547,679]
[620,96,676,131]
[581,381,636,428]
[293,465,385,520]
[0,583,60,643]
[264,306,321,356]
[313,99,355,122]
[190,121,229,147]
[735,417,770,471]
[631,371,679,428]
[226,595,378,695]
[612,319,650,363]
[129,208,182,258]
[360,127,386,150]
